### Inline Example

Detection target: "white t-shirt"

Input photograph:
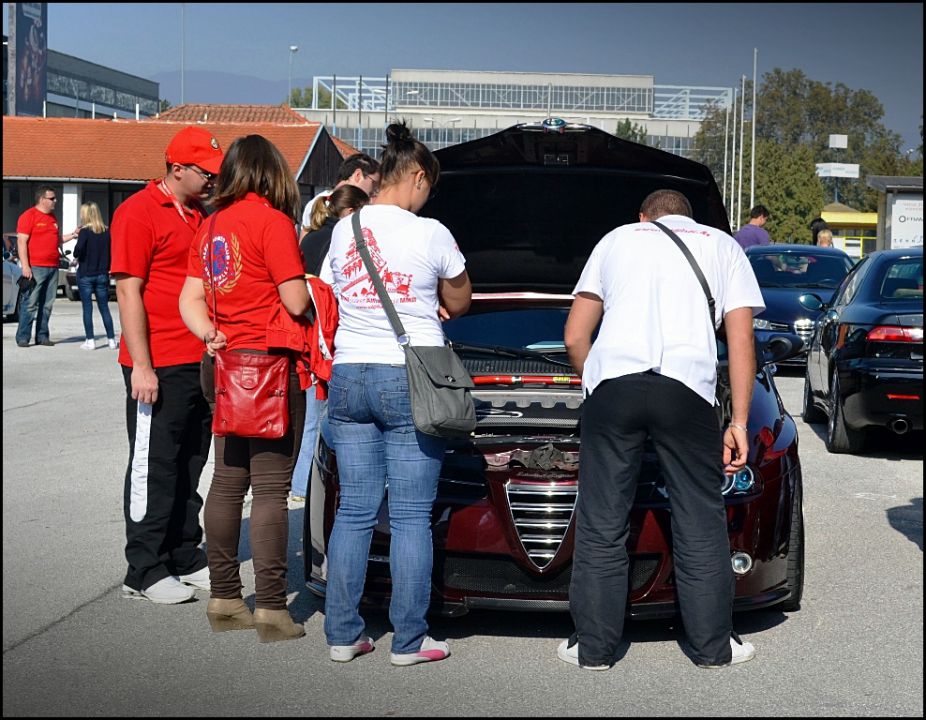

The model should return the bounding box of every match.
[323,204,466,365]
[573,215,765,405]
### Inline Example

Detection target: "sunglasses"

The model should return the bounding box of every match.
[184,165,216,182]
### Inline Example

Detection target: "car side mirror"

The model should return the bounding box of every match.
[761,332,805,366]
[798,293,825,311]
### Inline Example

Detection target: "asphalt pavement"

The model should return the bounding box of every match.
[2,299,922,716]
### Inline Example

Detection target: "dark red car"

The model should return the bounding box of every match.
[303,122,806,618]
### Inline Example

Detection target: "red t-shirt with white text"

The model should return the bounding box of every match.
[188,192,304,352]
[110,181,205,368]
[16,207,61,267]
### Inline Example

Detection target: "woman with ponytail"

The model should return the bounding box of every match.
[320,121,471,666]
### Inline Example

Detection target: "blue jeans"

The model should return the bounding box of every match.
[15,265,58,345]
[290,391,328,498]
[323,363,447,654]
[78,274,115,341]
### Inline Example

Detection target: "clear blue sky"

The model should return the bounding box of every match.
[5,3,923,150]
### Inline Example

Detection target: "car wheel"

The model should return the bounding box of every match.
[11,290,22,322]
[825,370,866,454]
[801,372,825,424]
[65,284,79,301]
[778,481,804,612]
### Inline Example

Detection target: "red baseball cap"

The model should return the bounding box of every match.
[165,126,224,175]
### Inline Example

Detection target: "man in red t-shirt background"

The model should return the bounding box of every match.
[14,186,79,347]
[110,126,224,605]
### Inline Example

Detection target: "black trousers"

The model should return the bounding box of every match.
[122,363,211,591]
[570,371,734,666]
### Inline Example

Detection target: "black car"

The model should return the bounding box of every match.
[303,121,807,618]
[800,246,923,453]
[746,244,854,363]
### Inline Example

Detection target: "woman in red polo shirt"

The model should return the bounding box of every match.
[179,134,309,643]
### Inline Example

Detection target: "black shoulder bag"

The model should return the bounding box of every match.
[350,210,475,437]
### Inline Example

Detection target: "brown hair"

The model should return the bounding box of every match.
[308,185,370,233]
[378,121,440,190]
[210,135,301,223]
[640,189,692,220]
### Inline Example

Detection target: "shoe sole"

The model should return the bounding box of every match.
[330,640,375,662]
[556,645,609,670]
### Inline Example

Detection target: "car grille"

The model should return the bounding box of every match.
[462,358,570,375]
[506,480,576,568]
[793,318,815,346]
[439,554,659,594]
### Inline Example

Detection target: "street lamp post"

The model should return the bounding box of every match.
[422,117,462,149]
[287,45,298,106]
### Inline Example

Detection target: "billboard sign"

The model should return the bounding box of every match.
[890,196,924,249]
[815,163,860,179]
[13,3,48,117]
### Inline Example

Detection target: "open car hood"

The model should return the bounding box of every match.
[423,121,730,294]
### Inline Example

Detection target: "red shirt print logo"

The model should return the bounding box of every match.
[340,228,415,307]
[202,233,242,294]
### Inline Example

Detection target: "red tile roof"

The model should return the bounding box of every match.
[2,116,324,182]
[153,103,311,125]
[330,134,361,158]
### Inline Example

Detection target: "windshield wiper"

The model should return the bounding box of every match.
[449,341,574,368]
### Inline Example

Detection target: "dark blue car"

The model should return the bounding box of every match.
[746,244,855,363]
[800,246,923,453]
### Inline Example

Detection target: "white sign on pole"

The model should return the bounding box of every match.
[815,163,860,178]
[829,134,848,149]
[890,197,923,249]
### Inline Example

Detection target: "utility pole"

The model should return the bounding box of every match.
[750,48,757,209]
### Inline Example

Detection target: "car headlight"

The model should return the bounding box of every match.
[753,318,773,330]
[721,466,755,495]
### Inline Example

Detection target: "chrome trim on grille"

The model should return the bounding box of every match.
[505,480,577,569]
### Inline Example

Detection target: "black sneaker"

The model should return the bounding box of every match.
[36,339,55,346]
[16,341,30,348]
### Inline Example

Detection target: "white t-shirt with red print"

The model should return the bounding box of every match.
[322,204,466,366]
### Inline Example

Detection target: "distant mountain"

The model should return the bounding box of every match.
[149,70,316,106]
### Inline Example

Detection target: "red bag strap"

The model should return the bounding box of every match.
[207,212,219,332]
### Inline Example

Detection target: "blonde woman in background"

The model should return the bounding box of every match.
[74,202,117,350]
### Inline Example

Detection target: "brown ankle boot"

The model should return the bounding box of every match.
[206,598,255,632]
[253,608,305,643]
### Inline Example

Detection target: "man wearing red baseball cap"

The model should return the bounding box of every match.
[110,125,224,605]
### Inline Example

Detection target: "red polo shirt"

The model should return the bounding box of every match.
[188,192,304,352]
[16,207,61,267]
[111,180,205,368]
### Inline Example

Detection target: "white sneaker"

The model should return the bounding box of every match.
[390,636,450,666]
[329,636,375,662]
[80,339,95,350]
[107,338,118,349]
[139,576,195,604]
[556,638,610,670]
[696,633,756,668]
[178,566,210,591]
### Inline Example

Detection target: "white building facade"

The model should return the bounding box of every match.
[294,69,733,159]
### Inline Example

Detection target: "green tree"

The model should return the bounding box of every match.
[753,140,826,244]
[289,85,347,109]
[614,118,648,144]
[159,98,171,112]
[693,68,917,229]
